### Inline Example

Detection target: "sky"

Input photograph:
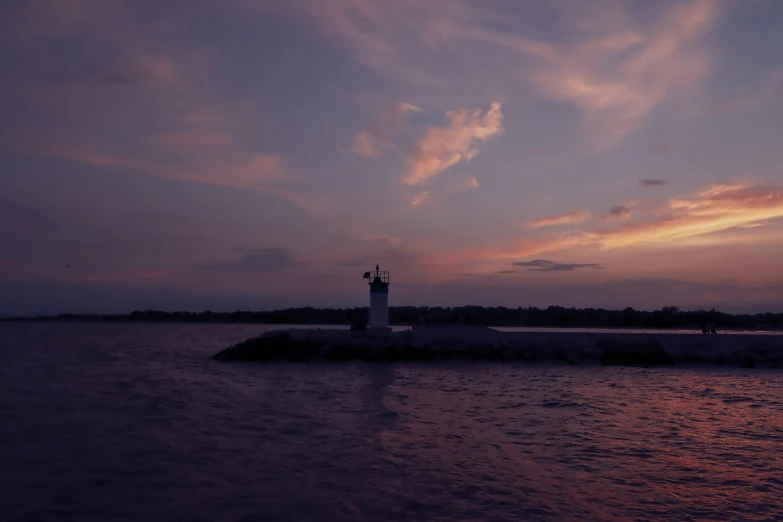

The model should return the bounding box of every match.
[0,0,782,315]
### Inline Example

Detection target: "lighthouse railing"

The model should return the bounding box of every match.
[368,271,390,284]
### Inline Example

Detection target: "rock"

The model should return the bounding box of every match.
[559,346,584,364]
[599,342,673,366]
[211,332,320,362]
[212,327,782,368]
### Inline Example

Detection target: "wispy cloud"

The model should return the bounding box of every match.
[55,146,139,169]
[33,134,338,225]
[404,101,503,185]
[650,140,676,155]
[208,247,305,273]
[42,71,138,87]
[352,102,420,158]
[150,132,231,149]
[641,179,667,187]
[602,205,632,222]
[132,55,178,87]
[704,68,783,116]
[595,183,783,248]
[407,191,429,206]
[513,259,603,272]
[168,154,288,186]
[239,0,718,152]
[245,0,478,85]
[529,0,718,150]
[367,236,404,245]
[456,174,480,190]
[476,181,783,262]
[526,210,592,229]
[53,141,287,188]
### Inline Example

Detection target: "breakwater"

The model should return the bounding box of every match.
[212,325,783,368]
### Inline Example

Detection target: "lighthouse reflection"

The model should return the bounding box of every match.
[361,364,399,431]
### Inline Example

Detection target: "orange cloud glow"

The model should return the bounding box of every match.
[404,101,503,185]
[473,182,783,263]
[526,210,592,229]
[595,183,783,248]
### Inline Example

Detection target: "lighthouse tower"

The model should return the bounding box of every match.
[363,265,390,330]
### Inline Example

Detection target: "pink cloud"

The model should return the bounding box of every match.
[32,132,288,189]
[36,134,313,222]
[447,24,556,59]
[236,0,490,89]
[526,210,592,229]
[262,0,718,151]
[704,68,783,116]
[366,236,404,245]
[456,174,480,190]
[56,147,138,169]
[351,131,382,158]
[529,0,718,150]
[133,55,178,86]
[163,154,288,187]
[151,131,232,149]
[515,182,783,255]
[457,181,783,269]
[596,183,783,248]
[404,101,503,185]
[352,102,420,158]
[216,154,287,183]
[407,191,429,206]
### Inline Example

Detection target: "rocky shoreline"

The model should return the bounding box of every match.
[212,326,783,368]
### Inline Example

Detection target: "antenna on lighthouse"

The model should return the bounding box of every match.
[364,264,390,331]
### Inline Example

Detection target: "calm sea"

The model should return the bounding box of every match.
[1,322,781,521]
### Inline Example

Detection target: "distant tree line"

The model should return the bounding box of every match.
[5,305,782,329]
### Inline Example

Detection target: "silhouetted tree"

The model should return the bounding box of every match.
[4,305,780,330]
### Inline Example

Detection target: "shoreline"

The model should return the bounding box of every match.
[1,319,780,334]
[213,325,783,368]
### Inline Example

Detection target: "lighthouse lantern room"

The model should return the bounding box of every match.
[362,265,390,330]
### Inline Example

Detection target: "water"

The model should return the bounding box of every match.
[494,327,783,335]
[1,322,782,522]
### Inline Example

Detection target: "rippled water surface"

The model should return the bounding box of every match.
[1,322,782,521]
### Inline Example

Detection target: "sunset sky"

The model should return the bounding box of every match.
[1,0,782,315]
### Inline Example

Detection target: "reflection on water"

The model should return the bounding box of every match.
[361,364,399,430]
[0,322,781,521]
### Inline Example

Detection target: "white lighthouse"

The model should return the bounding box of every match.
[363,265,390,331]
